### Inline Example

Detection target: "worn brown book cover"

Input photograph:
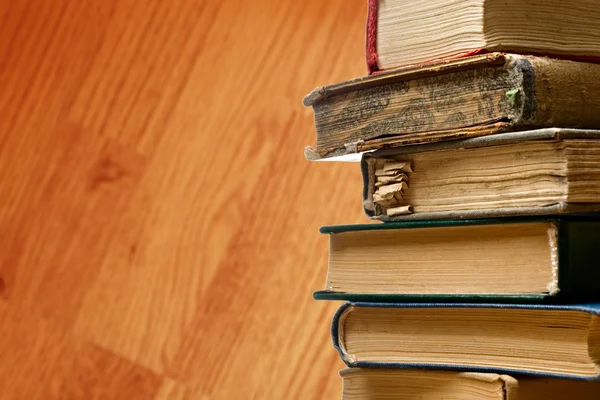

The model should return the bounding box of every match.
[303,53,600,160]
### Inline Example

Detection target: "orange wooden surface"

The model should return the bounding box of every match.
[0,0,367,398]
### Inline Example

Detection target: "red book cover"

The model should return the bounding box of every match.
[365,0,379,74]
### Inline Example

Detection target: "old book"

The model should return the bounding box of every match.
[303,53,600,160]
[315,217,600,301]
[332,302,600,379]
[367,0,600,73]
[340,368,600,400]
[361,129,600,221]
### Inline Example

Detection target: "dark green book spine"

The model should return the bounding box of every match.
[558,220,600,300]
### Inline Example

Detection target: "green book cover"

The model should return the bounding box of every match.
[315,216,600,303]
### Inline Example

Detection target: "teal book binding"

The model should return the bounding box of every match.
[315,216,600,303]
[331,302,600,380]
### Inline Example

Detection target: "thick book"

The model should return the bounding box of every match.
[360,128,600,221]
[332,302,600,379]
[314,217,600,302]
[340,368,600,400]
[366,0,600,73]
[303,53,600,160]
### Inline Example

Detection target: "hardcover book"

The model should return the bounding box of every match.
[360,128,600,221]
[315,217,600,302]
[332,302,600,379]
[340,368,600,400]
[303,53,600,160]
[366,0,600,73]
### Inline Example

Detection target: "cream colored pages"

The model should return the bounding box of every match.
[377,0,485,69]
[340,368,512,400]
[366,140,600,218]
[376,0,600,70]
[327,222,554,294]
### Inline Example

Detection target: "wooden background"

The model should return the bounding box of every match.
[0,0,367,398]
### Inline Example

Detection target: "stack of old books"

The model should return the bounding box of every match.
[304,0,600,399]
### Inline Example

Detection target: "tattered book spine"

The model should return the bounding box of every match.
[369,159,413,217]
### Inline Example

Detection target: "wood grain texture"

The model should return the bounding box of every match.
[0,0,366,398]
